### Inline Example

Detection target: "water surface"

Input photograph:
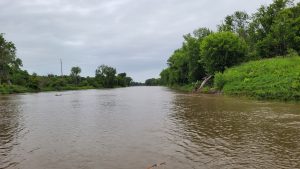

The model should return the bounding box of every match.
[0,87,300,169]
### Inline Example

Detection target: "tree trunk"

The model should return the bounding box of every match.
[196,75,212,92]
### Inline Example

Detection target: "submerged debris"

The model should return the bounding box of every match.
[147,162,166,169]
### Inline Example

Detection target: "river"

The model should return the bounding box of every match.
[0,87,300,169]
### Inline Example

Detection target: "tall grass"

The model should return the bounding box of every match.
[0,85,31,94]
[0,85,95,94]
[214,56,300,101]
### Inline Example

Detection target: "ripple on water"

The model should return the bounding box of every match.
[1,88,300,169]
[0,98,28,169]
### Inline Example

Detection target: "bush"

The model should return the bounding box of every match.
[0,85,29,94]
[200,32,248,74]
[214,72,226,90]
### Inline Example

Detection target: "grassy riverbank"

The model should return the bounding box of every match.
[0,85,96,94]
[169,84,195,92]
[214,56,300,101]
[0,85,30,94]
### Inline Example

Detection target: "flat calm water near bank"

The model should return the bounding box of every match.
[0,87,300,169]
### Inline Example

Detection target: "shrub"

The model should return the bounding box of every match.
[200,32,248,74]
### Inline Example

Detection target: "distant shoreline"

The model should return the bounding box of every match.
[0,85,127,95]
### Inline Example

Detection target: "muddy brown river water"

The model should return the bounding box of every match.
[0,87,300,169]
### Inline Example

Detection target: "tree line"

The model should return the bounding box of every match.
[152,0,300,87]
[0,33,133,92]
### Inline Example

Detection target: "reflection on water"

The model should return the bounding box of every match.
[0,87,300,169]
[168,94,300,168]
[0,96,26,169]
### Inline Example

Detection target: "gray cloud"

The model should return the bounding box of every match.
[0,0,273,82]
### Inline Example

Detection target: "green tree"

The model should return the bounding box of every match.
[116,72,132,87]
[11,70,30,86]
[159,28,212,86]
[248,0,293,57]
[145,78,160,86]
[183,28,212,82]
[27,73,40,90]
[200,32,248,74]
[126,77,133,86]
[70,66,81,85]
[167,48,189,85]
[50,77,67,90]
[255,3,300,57]
[0,33,22,84]
[218,11,250,40]
[95,65,116,88]
[160,68,170,85]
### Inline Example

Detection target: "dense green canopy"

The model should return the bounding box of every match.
[200,32,248,74]
[0,33,22,84]
[159,0,300,86]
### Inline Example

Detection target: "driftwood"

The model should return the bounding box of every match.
[147,162,166,169]
[196,75,212,92]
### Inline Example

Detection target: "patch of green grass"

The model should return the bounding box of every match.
[201,86,211,93]
[214,56,300,101]
[169,84,195,92]
[0,85,96,94]
[0,85,31,94]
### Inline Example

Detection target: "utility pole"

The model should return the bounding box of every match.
[60,58,63,76]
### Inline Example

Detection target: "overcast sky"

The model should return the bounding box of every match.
[0,0,273,82]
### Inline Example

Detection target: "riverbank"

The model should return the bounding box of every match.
[168,56,300,101]
[168,84,195,92]
[0,85,96,94]
[214,56,300,101]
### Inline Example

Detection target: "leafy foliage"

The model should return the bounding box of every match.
[248,0,296,58]
[214,56,300,100]
[160,27,212,85]
[0,33,22,84]
[160,0,300,98]
[184,28,212,82]
[145,78,161,86]
[70,66,81,85]
[218,11,250,40]
[95,65,117,88]
[117,73,132,87]
[200,32,248,74]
